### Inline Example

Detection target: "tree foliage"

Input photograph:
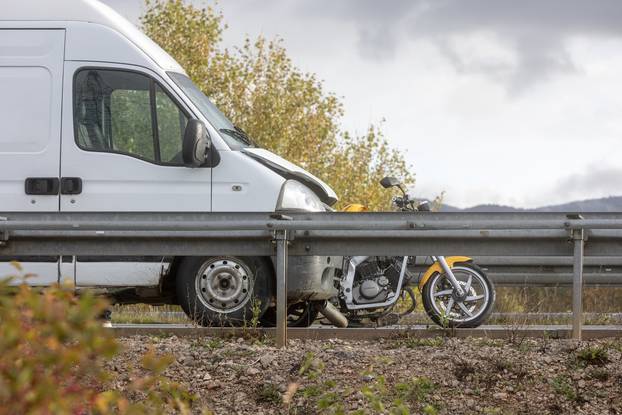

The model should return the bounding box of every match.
[142,0,415,210]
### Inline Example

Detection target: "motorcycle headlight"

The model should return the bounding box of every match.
[276,180,325,212]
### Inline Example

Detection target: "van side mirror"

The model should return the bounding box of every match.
[183,119,210,167]
[380,176,401,189]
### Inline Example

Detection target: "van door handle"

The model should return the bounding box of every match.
[25,178,60,195]
[60,177,83,195]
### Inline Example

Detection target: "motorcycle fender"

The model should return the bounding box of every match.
[342,203,368,212]
[418,256,473,291]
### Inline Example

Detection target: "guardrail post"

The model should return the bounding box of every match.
[571,228,585,340]
[0,216,7,247]
[274,229,289,348]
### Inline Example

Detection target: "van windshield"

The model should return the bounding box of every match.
[168,72,254,148]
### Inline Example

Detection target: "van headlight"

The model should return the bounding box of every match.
[276,180,325,212]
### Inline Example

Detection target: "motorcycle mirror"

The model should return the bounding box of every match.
[417,200,431,212]
[380,176,401,189]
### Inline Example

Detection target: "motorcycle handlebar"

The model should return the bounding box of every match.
[393,196,431,212]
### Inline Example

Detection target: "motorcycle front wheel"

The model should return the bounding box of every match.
[422,262,495,328]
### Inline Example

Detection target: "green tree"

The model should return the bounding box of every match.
[142,0,415,210]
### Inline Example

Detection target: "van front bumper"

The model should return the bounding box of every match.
[272,255,340,302]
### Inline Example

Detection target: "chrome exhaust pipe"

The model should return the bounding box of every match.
[315,300,348,328]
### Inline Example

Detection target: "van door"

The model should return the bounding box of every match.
[0,29,65,285]
[60,64,211,286]
[60,65,212,212]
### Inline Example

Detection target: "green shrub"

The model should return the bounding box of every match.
[255,384,281,405]
[402,336,445,349]
[395,377,435,403]
[0,277,195,414]
[550,375,577,401]
[576,345,609,366]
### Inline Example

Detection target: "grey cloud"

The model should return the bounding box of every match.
[294,0,622,92]
[357,26,398,60]
[293,0,417,63]
[495,35,576,95]
[551,165,622,200]
[405,0,618,93]
[407,1,622,36]
[102,0,622,92]
[296,0,415,21]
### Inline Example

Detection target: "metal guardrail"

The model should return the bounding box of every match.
[411,256,622,286]
[2,211,622,346]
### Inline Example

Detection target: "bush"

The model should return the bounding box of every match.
[0,274,195,414]
[576,346,609,366]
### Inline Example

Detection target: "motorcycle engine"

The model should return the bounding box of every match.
[352,257,401,304]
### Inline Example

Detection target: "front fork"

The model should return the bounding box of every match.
[431,255,465,297]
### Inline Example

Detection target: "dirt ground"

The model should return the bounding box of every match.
[109,334,622,414]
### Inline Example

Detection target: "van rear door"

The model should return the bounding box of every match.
[0,29,65,285]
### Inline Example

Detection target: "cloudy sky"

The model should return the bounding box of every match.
[102,0,622,208]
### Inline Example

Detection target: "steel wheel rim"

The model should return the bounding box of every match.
[429,266,490,323]
[195,258,253,314]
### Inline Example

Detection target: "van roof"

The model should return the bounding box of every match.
[2,0,185,74]
[3,0,125,23]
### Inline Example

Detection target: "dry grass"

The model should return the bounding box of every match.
[495,286,622,313]
[111,304,190,324]
[110,285,622,326]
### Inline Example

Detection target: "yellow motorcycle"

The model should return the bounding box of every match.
[263,177,495,328]
[340,177,496,328]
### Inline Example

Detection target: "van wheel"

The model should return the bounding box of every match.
[176,256,273,326]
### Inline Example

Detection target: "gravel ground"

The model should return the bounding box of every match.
[109,334,622,414]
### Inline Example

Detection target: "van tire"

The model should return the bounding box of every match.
[176,256,273,326]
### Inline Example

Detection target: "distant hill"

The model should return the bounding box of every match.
[440,196,622,212]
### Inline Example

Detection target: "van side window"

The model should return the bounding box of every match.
[156,85,188,163]
[74,69,188,165]
[110,77,155,160]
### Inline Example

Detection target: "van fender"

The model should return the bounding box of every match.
[418,256,473,291]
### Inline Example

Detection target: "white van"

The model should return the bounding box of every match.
[0,0,339,325]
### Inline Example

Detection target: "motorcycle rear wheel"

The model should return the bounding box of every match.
[422,262,495,328]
